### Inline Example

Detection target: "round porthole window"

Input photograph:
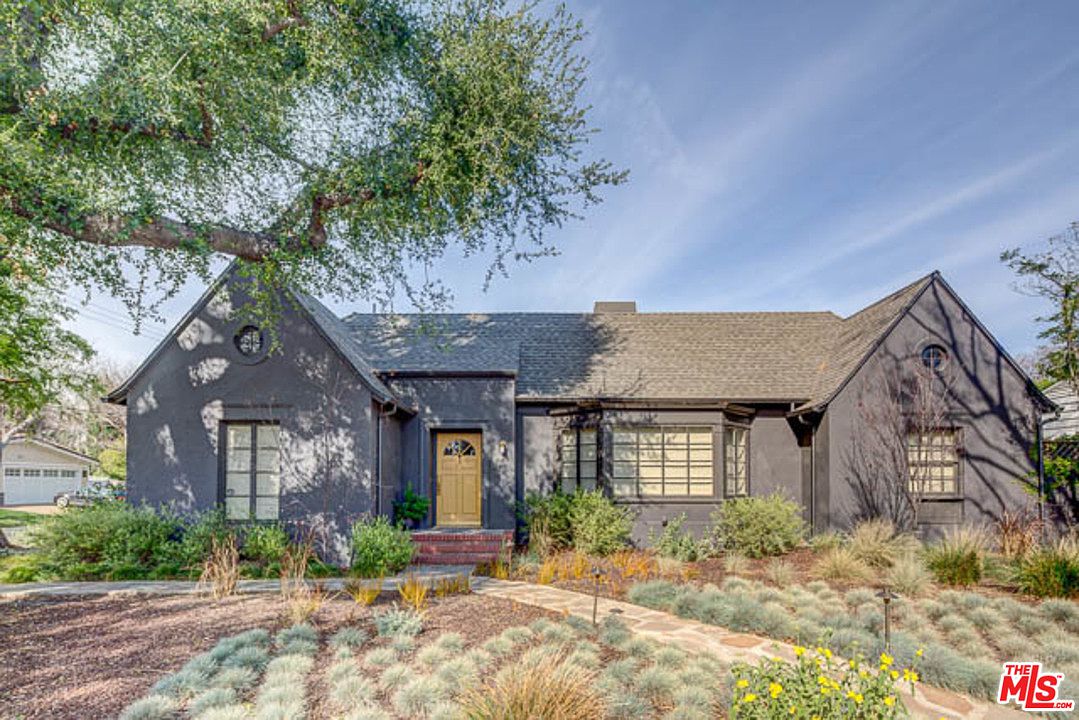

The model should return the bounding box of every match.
[234,325,264,357]
[921,344,947,370]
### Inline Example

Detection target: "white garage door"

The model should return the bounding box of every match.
[3,467,82,505]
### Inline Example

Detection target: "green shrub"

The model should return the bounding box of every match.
[350,517,414,577]
[568,491,633,556]
[242,524,289,563]
[0,552,48,583]
[523,491,576,554]
[649,514,706,561]
[525,490,633,556]
[1016,544,1079,598]
[925,529,987,586]
[175,508,230,569]
[31,501,182,580]
[708,494,805,558]
[393,487,430,525]
[729,648,914,719]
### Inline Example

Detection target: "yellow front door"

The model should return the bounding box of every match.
[435,432,482,526]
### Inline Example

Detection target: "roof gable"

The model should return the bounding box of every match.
[107,264,395,404]
[1,436,98,464]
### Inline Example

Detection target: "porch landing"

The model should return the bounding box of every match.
[411,528,513,565]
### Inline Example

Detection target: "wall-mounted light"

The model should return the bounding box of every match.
[498,440,508,457]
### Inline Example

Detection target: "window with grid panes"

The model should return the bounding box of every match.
[223,423,281,519]
[724,426,749,496]
[560,428,597,492]
[907,429,959,495]
[611,427,713,497]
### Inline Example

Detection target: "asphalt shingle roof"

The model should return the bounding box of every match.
[339,274,933,405]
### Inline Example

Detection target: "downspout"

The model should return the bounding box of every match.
[374,401,398,518]
[792,406,817,532]
[1037,409,1046,542]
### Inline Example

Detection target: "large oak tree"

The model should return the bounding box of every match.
[0,0,624,322]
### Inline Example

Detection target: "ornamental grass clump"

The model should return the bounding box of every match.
[846,519,920,569]
[884,553,934,597]
[924,526,989,586]
[811,546,873,583]
[461,648,605,720]
[118,695,179,720]
[373,605,424,637]
[729,647,917,719]
[393,675,452,717]
[1015,541,1079,598]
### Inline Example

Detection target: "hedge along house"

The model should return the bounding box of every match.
[107,268,1053,563]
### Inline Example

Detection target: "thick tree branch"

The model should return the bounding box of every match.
[263,1,306,40]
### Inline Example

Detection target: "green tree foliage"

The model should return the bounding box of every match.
[0,0,624,323]
[1002,222,1079,393]
[0,256,95,429]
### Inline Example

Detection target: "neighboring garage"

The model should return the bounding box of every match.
[0,436,96,505]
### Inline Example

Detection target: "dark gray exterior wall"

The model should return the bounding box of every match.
[516,406,804,543]
[388,376,517,530]
[824,280,1039,533]
[124,282,387,563]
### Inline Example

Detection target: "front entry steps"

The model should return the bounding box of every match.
[412,529,513,565]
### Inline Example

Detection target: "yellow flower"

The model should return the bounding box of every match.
[769,683,784,698]
[820,687,831,695]
[859,670,869,679]
[916,648,924,657]
[880,652,894,667]
[849,659,858,669]
[736,679,749,689]
[818,675,830,685]
[794,645,806,657]
[910,671,919,683]
[788,706,796,715]
[884,696,896,707]
[742,693,758,703]
[890,670,899,680]
[823,648,833,659]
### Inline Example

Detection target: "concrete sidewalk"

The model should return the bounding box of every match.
[0,565,474,598]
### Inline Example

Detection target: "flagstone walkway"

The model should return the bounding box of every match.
[470,578,1026,720]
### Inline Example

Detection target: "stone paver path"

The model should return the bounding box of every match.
[471,578,1026,720]
[0,565,474,599]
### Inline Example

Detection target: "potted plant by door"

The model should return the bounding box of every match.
[393,487,431,529]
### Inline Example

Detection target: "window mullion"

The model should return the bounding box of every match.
[249,424,258,518]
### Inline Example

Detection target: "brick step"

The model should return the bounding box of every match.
[411,532,512,542]
[416,544,507,555]
[415,553,504,565]
[414,541,507,551]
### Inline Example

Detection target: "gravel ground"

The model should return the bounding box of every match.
[0,591,554,720]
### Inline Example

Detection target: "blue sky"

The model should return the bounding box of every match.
[73,0,1079,367]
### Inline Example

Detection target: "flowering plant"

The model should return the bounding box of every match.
[730,646,920,719]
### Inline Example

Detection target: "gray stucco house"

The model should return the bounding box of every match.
[108,268,1052,562]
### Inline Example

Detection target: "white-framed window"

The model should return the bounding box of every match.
[43,469,59,478]
[724,426,749,497]
[907,429,960,496]
[560,428,598,492]
[223,423,281,520]
[22,468,41,478]
[60,470,77,478]
[611,426,713,497]
[3,467,20,477]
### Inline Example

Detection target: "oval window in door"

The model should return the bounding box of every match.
[442,439,477,456]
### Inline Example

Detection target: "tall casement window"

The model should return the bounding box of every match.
[907,429,959,496]
[611,427,713,497]
[724,426,749,497]
[560,428,598,492]
[223,423,281,520]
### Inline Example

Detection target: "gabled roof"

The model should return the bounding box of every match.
[106,265,394,404]
[1,435,98,465]
[797,273,936,411]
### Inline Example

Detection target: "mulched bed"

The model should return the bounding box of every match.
[0,591,555,720]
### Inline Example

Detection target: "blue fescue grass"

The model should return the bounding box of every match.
[118,695,178,720]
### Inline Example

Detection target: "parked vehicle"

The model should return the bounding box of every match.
[53,483,126,508]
